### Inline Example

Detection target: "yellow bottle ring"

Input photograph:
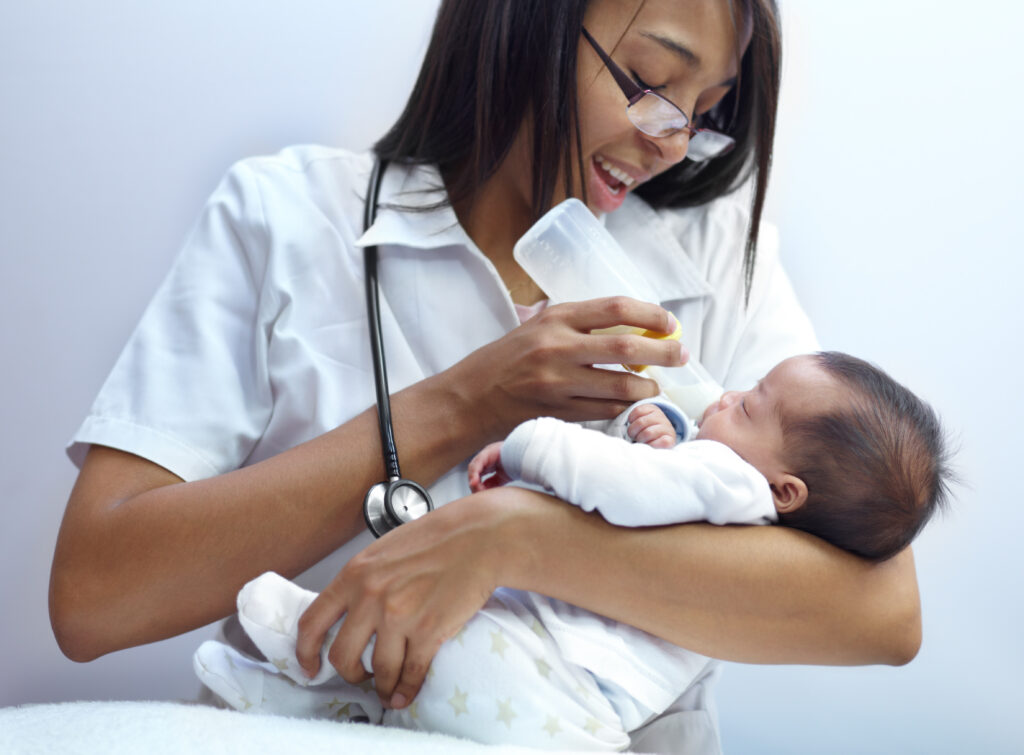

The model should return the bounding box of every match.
[627,316,683,372]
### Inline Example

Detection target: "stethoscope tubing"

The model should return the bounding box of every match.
[362,157,401,481]
[361,157,433,537]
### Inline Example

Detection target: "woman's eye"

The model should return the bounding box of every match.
[630,70,662,91]
[741,399,750,418]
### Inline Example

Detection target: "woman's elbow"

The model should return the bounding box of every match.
[48,548,120,662]
[49,570,104,662]
[877,548,923,666]
[886,600,922,666]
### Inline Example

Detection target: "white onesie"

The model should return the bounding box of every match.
[194,402,776,751]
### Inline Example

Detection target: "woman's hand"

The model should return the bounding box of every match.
[294,492,517,710]
[443,296,687,443]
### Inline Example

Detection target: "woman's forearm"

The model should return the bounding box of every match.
[49,372,483,662]
[499,488,921,666]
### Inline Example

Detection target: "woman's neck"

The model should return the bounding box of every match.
[448,137,547,305]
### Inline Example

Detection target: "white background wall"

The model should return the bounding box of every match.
[1,1,1020,752]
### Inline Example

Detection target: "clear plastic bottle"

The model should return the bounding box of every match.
[513,198,724,420]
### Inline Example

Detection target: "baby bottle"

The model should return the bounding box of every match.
[513,198,724,420]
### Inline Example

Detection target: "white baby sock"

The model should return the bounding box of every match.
[236,571,377,687]
[193,640,378,722]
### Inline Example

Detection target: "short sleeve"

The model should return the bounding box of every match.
[67,161,274,481]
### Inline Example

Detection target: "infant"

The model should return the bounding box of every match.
[194,351,950,750]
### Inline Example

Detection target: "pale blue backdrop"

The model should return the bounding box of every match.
[1,2,1019,752]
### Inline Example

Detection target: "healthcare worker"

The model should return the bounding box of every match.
[50,1,922,751]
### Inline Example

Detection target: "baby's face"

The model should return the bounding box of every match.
[697,355,842,480]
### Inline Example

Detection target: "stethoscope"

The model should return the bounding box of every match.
[361,157,434,537]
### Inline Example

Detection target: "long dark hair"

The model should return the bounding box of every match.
[375,0,782,297]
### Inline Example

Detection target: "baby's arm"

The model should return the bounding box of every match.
[468,400,679,493]
[494,417,775,527]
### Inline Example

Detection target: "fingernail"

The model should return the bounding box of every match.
[390,692,407,709]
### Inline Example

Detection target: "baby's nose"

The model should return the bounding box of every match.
[719,390,740,407]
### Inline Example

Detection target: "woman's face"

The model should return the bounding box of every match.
[575,0,746,213]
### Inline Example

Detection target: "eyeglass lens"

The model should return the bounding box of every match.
[629,92,735,160]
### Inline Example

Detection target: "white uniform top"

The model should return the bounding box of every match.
[67,145,818,753]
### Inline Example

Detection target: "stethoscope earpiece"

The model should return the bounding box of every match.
[360,157,434,538]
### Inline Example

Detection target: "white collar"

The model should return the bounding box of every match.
[357,161,712,304]
[356,162,475,251]
[606,194,714,304]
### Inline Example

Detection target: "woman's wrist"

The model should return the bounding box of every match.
[466,486,562,591]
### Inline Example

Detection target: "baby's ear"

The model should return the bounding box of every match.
[770,474,808,514]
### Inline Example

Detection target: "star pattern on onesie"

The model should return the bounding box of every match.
[489,630,510,659]
[496,697,517,728]
[534,658,552,678]
[584,716,602,735]
[543,715,562,737]
[454,625,468,645]
[530,619,547,639]
[271,657,289,672]
[448,685,469,716]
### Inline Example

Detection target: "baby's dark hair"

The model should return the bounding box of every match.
[777,352,952,561]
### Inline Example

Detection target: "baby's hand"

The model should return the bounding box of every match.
[627,404,677,449]
[467,442,511,492]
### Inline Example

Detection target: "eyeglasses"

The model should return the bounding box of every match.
[581,27,735,162]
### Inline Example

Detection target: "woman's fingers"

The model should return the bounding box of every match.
[557,296,673,334]
[443,296,687,436]
[295,588,349,678]
[368,631,407,702]
[326,606,376,684]
[565,366,661,404]
[386,635,444,709]
[577,332,687,371]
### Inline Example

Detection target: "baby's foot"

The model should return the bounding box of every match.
[193,640,381,721]
[237,571,374,686]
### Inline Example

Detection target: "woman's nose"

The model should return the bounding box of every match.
[657,129,691,165]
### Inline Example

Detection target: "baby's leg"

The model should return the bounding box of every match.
[383,590,631,751]
[193,640,382,722]
[194,572,382,721]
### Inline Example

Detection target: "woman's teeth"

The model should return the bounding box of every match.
[596,156,635,188]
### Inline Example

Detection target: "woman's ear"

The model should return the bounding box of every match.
[770,474,808,514]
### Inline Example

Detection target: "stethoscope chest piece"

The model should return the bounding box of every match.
[363,478,433,538]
